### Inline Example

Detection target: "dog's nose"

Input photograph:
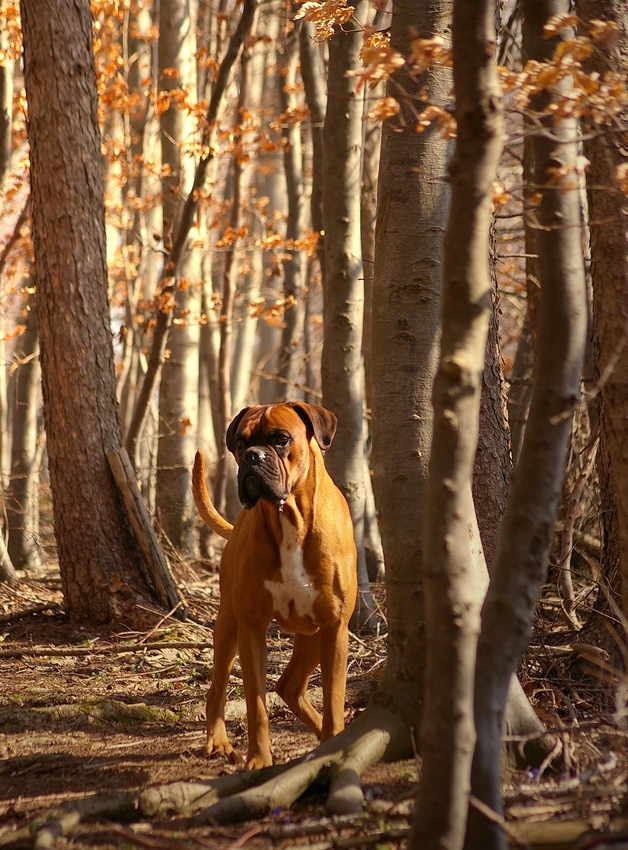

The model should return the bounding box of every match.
[242,446,266,466]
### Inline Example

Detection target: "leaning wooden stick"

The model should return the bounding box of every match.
[107,447,187,619]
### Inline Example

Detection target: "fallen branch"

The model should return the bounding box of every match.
[0,640,211,659]
[33,792,137,850]
[108,447,186,619]
[0,602,61,625]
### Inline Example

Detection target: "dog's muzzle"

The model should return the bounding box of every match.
[238,446,287,509]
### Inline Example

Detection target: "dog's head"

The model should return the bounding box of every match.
[226,402,337,509]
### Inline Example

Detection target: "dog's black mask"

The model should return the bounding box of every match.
[237,445,288,509]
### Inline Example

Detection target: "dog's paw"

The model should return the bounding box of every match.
[245,752,273,770]
[201,737,234,760]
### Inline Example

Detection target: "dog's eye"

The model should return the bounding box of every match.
[274,434,290,448]
[235,438,246,453]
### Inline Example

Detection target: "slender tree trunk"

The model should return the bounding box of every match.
[0,29,14,490]
[155,0,202,555]
[213,43,254,515]
[21,0,160,624]
[7,286,42,572]
[322,0,377,631]
[276,23,307,398]
[465,4,588,848]
[300,21,326,286]
[411,0,504,845]
[361,88,386,583]
[580,0,628,616]
[230,31,267,415]
[0,18,11,187]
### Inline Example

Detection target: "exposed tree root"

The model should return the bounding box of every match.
[192,702,411,823]
[9,686,552,846]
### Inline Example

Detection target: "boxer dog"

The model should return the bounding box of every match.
[192,402,357,769]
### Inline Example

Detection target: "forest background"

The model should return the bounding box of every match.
[2,0,628,849]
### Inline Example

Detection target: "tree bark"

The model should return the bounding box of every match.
[410,0,504,845]
[300,21,326,284]
[276,22,307,399]
[21,0,160,624]
[473,238,512,573]
[155,0,202,556]
[7,286,42,572]
[213,41,253,515]
[371,0,451,709]
[465,4,588,848]
[580,0,628,616]
[322,0,377,631]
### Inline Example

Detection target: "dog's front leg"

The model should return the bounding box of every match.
[319,623,350,741]
[238,622,273,769]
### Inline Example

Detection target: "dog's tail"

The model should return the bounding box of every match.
[192,451,233,540]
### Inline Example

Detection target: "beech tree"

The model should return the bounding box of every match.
[322,0,377,631]
[154,0,202,555]
[466,3,588,847]
[20,0,161,624]
[580,0,628,614]
[411,0,504,844]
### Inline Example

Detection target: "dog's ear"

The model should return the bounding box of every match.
[288,402,337,451]
[226,407,251,454]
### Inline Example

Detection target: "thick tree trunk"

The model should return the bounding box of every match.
[371,0,451,707]
[7,287,42,572]
[410,0,504,846]
[465,4,588,848]
[21,0,160,624]
[155,0,201,556]
[322,0,377,631]
[580,0,628,616]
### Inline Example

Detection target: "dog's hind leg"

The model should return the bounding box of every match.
[202,602,238,760]
[275,632,323,738]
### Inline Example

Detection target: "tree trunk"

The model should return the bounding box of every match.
[276,23,307,399]
[473,237,511,573]
[299,20,326,284]
[0,20,11,186]
[580,0,628,616]
[371,0,451,706]
[213,41,254,515]
[361,87,386,583]
[410,0,504,846]
[322,0,377,631]
[465,4,588,848]
[507,136,542,465]
[7,286,42,572]
[21,0,161,624]
[0,32,14,490]
[155,0,202,556]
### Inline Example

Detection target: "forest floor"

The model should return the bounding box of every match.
[2,538,628,849]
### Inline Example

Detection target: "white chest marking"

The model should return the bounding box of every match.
[264,515,318,622]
